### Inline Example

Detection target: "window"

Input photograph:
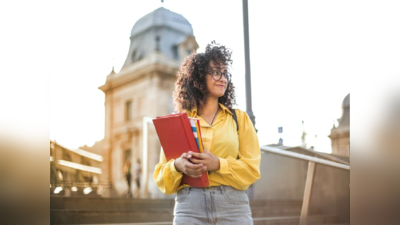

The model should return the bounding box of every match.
[172,45,179,60]
[62,149,71,161]
[131,50,137,62]
[81,156,91,166]
[124,149,132,162]
[126,100,132,121]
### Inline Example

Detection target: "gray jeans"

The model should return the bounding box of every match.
[174,186,253,225]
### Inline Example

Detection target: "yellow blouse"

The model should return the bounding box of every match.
[153,103,261,195]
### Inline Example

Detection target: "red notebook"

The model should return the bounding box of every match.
[153,113,209,188]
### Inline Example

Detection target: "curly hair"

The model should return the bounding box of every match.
[173,41,236,112]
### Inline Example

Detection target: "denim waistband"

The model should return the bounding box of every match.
[182,185,247,194]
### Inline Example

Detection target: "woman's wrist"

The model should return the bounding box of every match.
[214,157,220,171]
[208,156,220,171]
[174,159,182,173]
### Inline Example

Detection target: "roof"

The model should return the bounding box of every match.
[339,93,350,127]
[51,141,103,162]
[342,93,350,109]
[130,7,193,37]
[121,7,197,70]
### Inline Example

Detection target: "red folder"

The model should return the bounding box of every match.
[153,113,209,188]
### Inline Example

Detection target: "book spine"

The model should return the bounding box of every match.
[189,118,200,150]
[195,121,203,153]
[180,114,200,153]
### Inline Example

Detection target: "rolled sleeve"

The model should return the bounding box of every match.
[169,159,183,177]
[153,148,183,195]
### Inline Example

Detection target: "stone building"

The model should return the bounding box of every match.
[98,7,199,198]
[329,94,350,157]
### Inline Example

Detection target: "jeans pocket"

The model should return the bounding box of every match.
[175,187,190,203]
[221,186,249,205]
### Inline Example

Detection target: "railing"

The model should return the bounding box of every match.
[260,145,350,225]
[50,181,112,196]
[50,181,112,189]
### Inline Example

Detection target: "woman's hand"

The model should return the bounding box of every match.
[174,152,207,178]
[188,149,220,172]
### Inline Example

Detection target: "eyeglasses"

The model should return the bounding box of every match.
[208,69,232,82]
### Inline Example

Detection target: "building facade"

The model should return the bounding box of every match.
[98,7,199,198]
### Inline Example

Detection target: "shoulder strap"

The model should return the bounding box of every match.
[229,108,239,132]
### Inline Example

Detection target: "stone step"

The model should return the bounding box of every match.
[51,197,175,211]
[250,199,303,208]
[51,208,329,225]
[52,215,339,225]
[51,197,305,212]
[51,210,174,224]
[253,215,338,225]
[51,197,331,224]
[251,206,320,217]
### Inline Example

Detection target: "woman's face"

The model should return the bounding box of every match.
[205,61,228,98]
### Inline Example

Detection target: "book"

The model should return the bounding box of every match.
[153,113,209,188]
[188,118,200,150]
[195,119,205,153]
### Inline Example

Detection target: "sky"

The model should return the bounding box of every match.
[2,1,399,154]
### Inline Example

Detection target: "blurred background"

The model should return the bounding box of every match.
[1,0,400,225]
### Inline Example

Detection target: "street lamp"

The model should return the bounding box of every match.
[242,0,256,128]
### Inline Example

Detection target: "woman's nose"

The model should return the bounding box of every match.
[220,74,227,83]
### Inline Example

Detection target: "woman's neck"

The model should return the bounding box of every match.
[198,97,219,117]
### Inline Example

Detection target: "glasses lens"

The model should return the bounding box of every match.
[212,70,222,81]
[210,70,231,82]
[224,72,231,82]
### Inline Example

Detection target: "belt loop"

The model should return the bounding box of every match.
[220,185,224,195]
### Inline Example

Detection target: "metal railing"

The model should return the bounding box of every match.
[50,181,112,188]
[260,145,350,225]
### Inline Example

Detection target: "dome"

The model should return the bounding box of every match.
[339,93,350,127]
[121,7,198,70]
[130,7,193,37]
[342,93,350,109]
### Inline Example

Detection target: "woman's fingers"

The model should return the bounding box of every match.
[189,158,204,164]
[185,161,203,170]
[185,162,206,176]
[188,151,203,158]
[181,152,192,159]
[187,168,206,178]
[179,152,209,176]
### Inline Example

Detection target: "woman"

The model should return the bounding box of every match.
[154,41,261,225]
[134,158,142,198]
[123,159,132,197]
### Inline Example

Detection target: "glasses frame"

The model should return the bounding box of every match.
[208,68,232,82]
